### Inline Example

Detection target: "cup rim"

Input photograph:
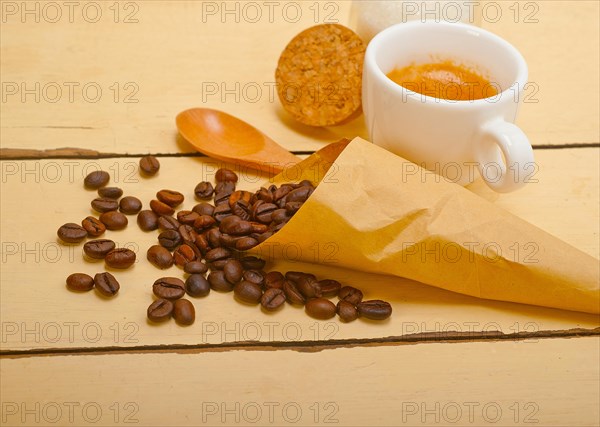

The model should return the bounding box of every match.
[365,21,529,107]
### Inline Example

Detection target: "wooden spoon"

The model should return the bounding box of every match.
[176,108,302,174]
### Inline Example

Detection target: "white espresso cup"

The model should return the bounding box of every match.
[362,21,534,192]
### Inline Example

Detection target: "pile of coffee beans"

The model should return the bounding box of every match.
[60,157,392,327]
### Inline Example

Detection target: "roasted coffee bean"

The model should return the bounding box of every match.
[184,260,208,274]
[219,233,241,248]
[205,247,231,262]
[158,215,180,231]
[223,259,243,284]
[292,180,314,189]
[231,199,251,220]
[194,234,210,255]
[285,271,317,283]
[119,196,142,215]
[105,248,136,269]
[214,190,233,206]
[242,270,264,286]
[269,222,287,233]
[94,272,120,297]
[229,191,252,208]
[249,221,267,235]
[208,259,229,270]
[185,274,210,297]
[99,211,128,230]
[81,216,106,237]
[273,185,292,202]
[208,270,234,292]
[157,189,184,207]
[173,244,196,267]
[150,199,175,216]
[357,300,392,320]
[194,181,214,199]
[177,210,200,225]
[194,215,216,230]
[338,286,363,305]
[66,273,95,292]
[173,299,195,325]
[153,277,185,300]
[83,239,116,259]
[137,210,159,231]
[257,231,273,243]
[261,288,286,311]
[215,168,238,183]
[192,202,215,217]
[147,298,173,322]
[204,228,221,248]
[147,245,173,269]
[264,271,285,290]
[305,298,336,320]
[283,280,305,305]
[84,171,110,189]
[286,186,313,203]
[271,209,291,224]
[178,225,198,245]
[296,277,322,299]
[285,202,303,213]
[239,256,266,270]
[318,279,342,297]
[139,155,160,176]
[254,203,278,223]
[255,187,273,203]
[91,197,119,213]
[234,281,262,304]
[57,223,87,243]
[337,300,359,322]
[158,230,182,250]
[220,216,252,236]
[213,204,233,222]
[215,181,236,194]
[235,237,258,251]
[98,187,123,199]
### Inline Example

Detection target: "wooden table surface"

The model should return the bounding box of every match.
[1,1,599,426]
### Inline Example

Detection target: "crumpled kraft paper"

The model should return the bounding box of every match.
[250,137,600,314]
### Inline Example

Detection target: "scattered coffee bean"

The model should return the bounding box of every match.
[215,168,238,183]
[81,216,106,237]
[94,272,120,297]
[357,300,392,320]
[119,196,142,215]
[194,234,210,255]
[137,210,159,231]
[318,279,341,297]
[194,215,216,230]
[337,300,358,322]
[206,228,222,248]
[150,199,175,216]
[157,189,184,207]
[84,171,110,189]
[173,299,195,325]
[234,280,263,304]
[192,202,215,217]
[195,181,214,199]
[178,224,198,245]
[153,277,185,300]
[305,298,336,320]
[242,270,265,286]
[147,245,173,269]
[296,277,322,299]
[205,247,231,262]
[177,210,200,225]
[99,211,128,230]
[185,274,210,297]
[158,215,180,231]
[208,270,234,292]
[66,273,95,292]
[158,230,182,250]
[223,259,243,284]
[147,298,173,322]
[139,155,160,176]
[213,202,233,221]
[91,197,119,213]
[98,187,123,199]
[184,261,208,274]
[105,248,136,269]
[240,256,266,270]
[264,271,285,290]
[173,244,196,267]
[220,216,252,236]
[235,236,258,251]
[283,280,305,305]
[338,286,363,305]
[57,223,88,243]
[83,239,116,259]
[261,288,286,311]
[285,271,317,283]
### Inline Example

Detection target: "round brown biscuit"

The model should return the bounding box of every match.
[275,24,366,127]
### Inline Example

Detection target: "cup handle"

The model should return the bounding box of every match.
[473,120,534,193]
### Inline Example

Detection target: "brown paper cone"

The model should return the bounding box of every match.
[250,137,600,314]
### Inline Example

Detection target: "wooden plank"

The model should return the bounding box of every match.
[1,1,598,155]
[1,337,599,426]
[1,150,597,351]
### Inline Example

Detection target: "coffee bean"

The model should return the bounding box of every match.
[219,233,241,248]
[255,187,273,203]
[57,223,87,243]
[119,196,142,215]
[83,239,116,259]
[220,216,253,236]
[215,168,238,183]
[98,187,123,199]
[253,203,277,223]
[158,215,180,231]
[184,261,208,274]
[243,270,265,286]
[296,277,322,299]
[66,273,94,292]
[239,256,266,270]
[94,272,120,297]
[173,244,196,267]
[229,190,252,209]
[214,190,233,206]
[150,199,175,216]
[305,298,336,320]
[99,211,128,230]
[192,202,215,217]
[206,228,222,248]
[178,225,198,245]
[261,288,286,311]
[195,181,214,199]
[235,237,258,251]
[173,299,195,325]
[194,235,210,255]
[137,210,158,231]
[286,186,313,203]
[157,189,184,207]
[105,248,136,269]
[264,271,285,289]
[81,216,106,237]
[205,247,231,262]
[177,210,200,225]
[208,270,234,292]
[318,279,341,298]
[337,300,358,322]
[208,259,229,270]
[215,181,236,195]
[147,245,173,269]
[158,230,182,250]
[185,274,210,297]
[283,280,305,305]
[249,222,268,234]
[272,209,291,224]
[139,155,160,176]
[223,259,243,284]
[273,185,292,202]
[257,231,273,243]
[234,281,263,304]
[91,197,119,213]
[153,277,185,300]
[285,202,303,213]
[285,271,317,283]
[147,298,173,322]
[194,215,216,230]
[357,300,392,320]
[213,204,233,222]
[84,171,110,189]
[338,286,363,305]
